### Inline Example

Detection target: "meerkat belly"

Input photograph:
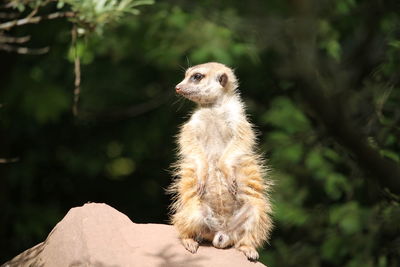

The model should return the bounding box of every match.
[203,167,238,218]
[197,116,238,218]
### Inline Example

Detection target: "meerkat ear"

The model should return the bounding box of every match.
[219,73,228,87]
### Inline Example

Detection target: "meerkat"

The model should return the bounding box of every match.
[168,62,273,261]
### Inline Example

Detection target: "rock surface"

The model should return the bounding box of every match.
[2,203,266,267]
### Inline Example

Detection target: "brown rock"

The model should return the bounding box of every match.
[2,203,266,267]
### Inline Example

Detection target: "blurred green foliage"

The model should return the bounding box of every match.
[1,0,400,266]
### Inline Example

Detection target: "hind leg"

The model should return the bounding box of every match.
[231,204,261,260]
[237,245,259,261]
[228,198,272,261]
[226,157,273,261]
[172,197,208,253]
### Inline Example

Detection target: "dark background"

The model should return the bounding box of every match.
[1,0,399,266]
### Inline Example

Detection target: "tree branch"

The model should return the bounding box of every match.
[0,11,75,30]
[0,43,49,54]
[81,91,173,121]
[0,35,30,43]
[0,12,19,19]
[296,74,400,194]
[71,25,81,116]
[286,0,400,194]
[0,157,19,164]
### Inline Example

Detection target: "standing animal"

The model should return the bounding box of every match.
[168,62,273,261]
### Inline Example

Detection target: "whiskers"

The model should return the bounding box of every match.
[178,56,192,73]
[172,94,187,112]
[178,64,186,73]
[185,56,192,69]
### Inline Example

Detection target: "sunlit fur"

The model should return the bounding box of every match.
[168,62,273,261]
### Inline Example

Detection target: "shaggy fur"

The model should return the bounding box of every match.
[168,62,273,261]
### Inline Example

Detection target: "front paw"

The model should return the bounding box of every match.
[212,231,231,248]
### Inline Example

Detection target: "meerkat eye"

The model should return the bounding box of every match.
[191,73,204,82]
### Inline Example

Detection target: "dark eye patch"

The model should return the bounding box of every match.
[190,73,205,82]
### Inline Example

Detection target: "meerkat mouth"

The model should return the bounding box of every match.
[179,90,200,99]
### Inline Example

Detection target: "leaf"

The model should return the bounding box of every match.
[389,40,400,49]
[106,157,135,178]
[261,97,310,133]
[57,1,65,9]
[274,201,309,226]
[330,202,362,234]
[325,173,350,200]
[22,85,70,124]
[380,149,400,162]
[321,234,345,261]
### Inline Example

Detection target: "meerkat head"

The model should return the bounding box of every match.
[175,62,238,105]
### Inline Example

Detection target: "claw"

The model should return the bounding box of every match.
[182,238,199,253]
[238,245,259,261]
[219,164,238,196]
[196,179,206,198]
[228,179,238,196]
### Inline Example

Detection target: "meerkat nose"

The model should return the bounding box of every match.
[175,85,182,93]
